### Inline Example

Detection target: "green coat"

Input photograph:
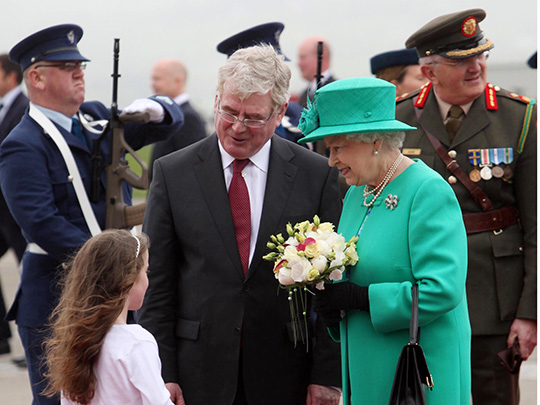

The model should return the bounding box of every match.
[396,85,537,334]
[331,160,471,404]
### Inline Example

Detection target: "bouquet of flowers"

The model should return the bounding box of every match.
[263,215,358,347]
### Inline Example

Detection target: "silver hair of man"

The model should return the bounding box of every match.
[345,131,406,151]
[216,44,291,114]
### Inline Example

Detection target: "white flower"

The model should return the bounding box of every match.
[345,245,359,265]
[329,270,343,281]
[285,237,299,247]
[315,281,325,290]
[318,222,334,233]
[290,256,312,282]
[278,267,295,285]
[330,250,346,268]
[311,255,328,272]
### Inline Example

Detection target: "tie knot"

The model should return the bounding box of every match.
[71,117,81,132]
[448,105,464,119]
[233,159,249,174]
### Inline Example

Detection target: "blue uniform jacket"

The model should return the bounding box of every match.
[0,96,183,327]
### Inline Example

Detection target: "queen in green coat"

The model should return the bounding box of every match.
[299,77,471,404]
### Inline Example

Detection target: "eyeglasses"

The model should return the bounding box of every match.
[428,52,489,68]
[34,62,87,71]
[217,100,273,128]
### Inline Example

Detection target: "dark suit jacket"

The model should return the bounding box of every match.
[149,100,206,180]
[396,85,537,335]
[139,134,342,404]
[0,90,28,145]
[298,75,336,108]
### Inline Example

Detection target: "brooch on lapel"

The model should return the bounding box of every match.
[385,194,399,210]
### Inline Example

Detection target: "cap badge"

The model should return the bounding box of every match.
[67,30,75,44]
[461,17,477,37]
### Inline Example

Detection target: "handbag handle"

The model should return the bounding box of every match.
[409,284,420,344]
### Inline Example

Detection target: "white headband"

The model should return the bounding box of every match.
[132,235,141,258]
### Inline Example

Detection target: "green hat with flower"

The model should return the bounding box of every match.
[297,77,416,143]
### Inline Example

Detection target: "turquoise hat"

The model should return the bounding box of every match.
[298,77,416,143]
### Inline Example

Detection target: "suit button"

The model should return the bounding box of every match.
[242,284,250,292]
[233,327,241,335]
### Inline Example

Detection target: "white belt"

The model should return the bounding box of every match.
[27,243,48,255]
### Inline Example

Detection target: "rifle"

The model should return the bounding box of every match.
[91,38,150,229]
[315,41,323,90]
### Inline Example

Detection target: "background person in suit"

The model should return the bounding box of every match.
[0,24,183,404]
[138,44,342,405]
[395,9,536,404]
[0,53,28,357]
[149,58,207,181]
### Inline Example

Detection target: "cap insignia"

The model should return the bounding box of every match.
[67,30,75,44]
[461,17,477,37]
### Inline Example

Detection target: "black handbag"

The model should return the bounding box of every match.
[388,284,434,405]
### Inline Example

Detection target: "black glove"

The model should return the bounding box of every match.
[313,282,369,316]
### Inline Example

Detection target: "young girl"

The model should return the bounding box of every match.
[44,229,174,405]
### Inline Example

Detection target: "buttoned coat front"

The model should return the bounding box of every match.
[396,86,537,335]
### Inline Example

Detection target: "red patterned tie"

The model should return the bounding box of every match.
[229,159,251,276]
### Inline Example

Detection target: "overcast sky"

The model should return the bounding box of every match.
[2,0,537,121]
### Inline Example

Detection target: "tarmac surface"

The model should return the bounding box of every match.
[0,250,537,404]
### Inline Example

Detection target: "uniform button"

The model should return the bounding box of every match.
[448,150,457,158]
[242,284,250,292]
[67,175,74,182]
[233,327,241,335]
[448,176,457,184]
[519,246,523,252]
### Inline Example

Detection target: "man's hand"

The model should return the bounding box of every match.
[507,318,537,360]
[306,384,341,405]
[165,382,186,405]
[123,98,165,123]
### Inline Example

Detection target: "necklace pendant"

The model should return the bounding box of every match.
[385,194,399,210]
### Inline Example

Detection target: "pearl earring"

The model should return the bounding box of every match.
[374,150,379,155]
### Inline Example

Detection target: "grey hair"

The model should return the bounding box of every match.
[345,131,405,150]
[216,44,291,113]
[419,54,442,66]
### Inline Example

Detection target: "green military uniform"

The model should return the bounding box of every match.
[397,8,537,405]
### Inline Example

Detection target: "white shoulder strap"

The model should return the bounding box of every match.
[29,103,102,237]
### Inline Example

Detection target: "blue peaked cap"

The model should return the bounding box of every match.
[9,24,90,71]
[370,48,419,74]
[217,22,289,60]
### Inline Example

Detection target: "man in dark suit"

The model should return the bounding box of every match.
[139,44,342,405]
[395,9,536,405]
[149,58,206,180]
[0,53,28,356]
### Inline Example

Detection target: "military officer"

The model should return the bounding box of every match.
[0,24,183,404]
[395,9,536,405]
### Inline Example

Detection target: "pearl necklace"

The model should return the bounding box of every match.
[363,153,404,208]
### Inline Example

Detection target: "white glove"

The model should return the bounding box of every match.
[122,98,164,123]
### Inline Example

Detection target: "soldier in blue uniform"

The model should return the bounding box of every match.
[217,22,305,145]
[0,24,183,404]
[395,9,536,405]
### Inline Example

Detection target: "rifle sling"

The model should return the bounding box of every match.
[29,103,102,237]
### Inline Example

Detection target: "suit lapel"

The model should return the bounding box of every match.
[249,137,297,277]
[194,134,245,278]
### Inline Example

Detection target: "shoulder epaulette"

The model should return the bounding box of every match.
[485,83,498,110]
[489,85,536,154]
[413,82,432,108]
